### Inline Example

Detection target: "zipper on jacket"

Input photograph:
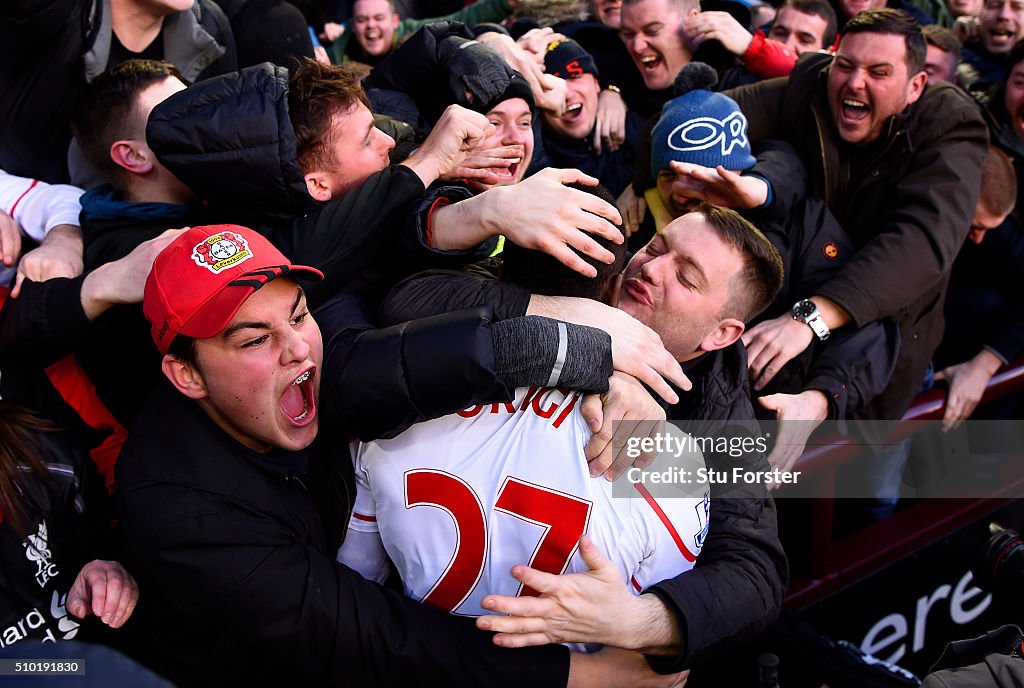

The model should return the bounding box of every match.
[287,474,308,493]
[813,108,832,205]
[868,121,903,171]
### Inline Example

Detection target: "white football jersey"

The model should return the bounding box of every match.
[343,385,709,617]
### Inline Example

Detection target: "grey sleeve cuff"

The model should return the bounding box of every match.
[493,316,613,392]
[983,344,1010,366]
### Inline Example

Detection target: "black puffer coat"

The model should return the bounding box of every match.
[147,62,430,307]
[147,62,315,224]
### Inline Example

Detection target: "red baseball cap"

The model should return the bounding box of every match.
[144,225,323,354]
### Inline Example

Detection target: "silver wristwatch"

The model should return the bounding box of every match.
[792,299,830,341]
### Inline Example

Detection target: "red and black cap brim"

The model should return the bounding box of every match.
[177,263,324,342]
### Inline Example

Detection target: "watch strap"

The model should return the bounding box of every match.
[805,313,830,341]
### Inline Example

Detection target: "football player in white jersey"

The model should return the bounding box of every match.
[338,189,710,641]
[340,384,710,625]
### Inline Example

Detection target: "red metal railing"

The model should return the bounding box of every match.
[782,359,1024,608]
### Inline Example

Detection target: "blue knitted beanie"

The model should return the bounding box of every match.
[650,63,756,176]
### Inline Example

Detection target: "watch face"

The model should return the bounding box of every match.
[793,300,816,319]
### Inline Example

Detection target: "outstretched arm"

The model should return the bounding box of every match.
[429,168,624,277]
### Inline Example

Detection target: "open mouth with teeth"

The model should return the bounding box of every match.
[280,367,317,426]
[840,97,871,125]
[362,28,385,48]
[487,154,523,183]
[988,26,1019,46]
[638,54,663,72]
[561,102,584,121]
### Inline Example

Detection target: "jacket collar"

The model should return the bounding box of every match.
[666,342,752,423]
[80,185,193,223]
[121,383,310,495]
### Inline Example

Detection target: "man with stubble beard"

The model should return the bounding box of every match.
[723,8,987,515]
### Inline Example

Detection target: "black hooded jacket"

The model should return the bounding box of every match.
[146,62,316,227]
[362,22,525,128]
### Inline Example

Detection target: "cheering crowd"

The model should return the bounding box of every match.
[0,0,1020,684]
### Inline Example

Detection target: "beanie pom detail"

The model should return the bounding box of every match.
[673,62,718,96]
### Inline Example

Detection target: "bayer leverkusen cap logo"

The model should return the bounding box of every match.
[191,231,253,273]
